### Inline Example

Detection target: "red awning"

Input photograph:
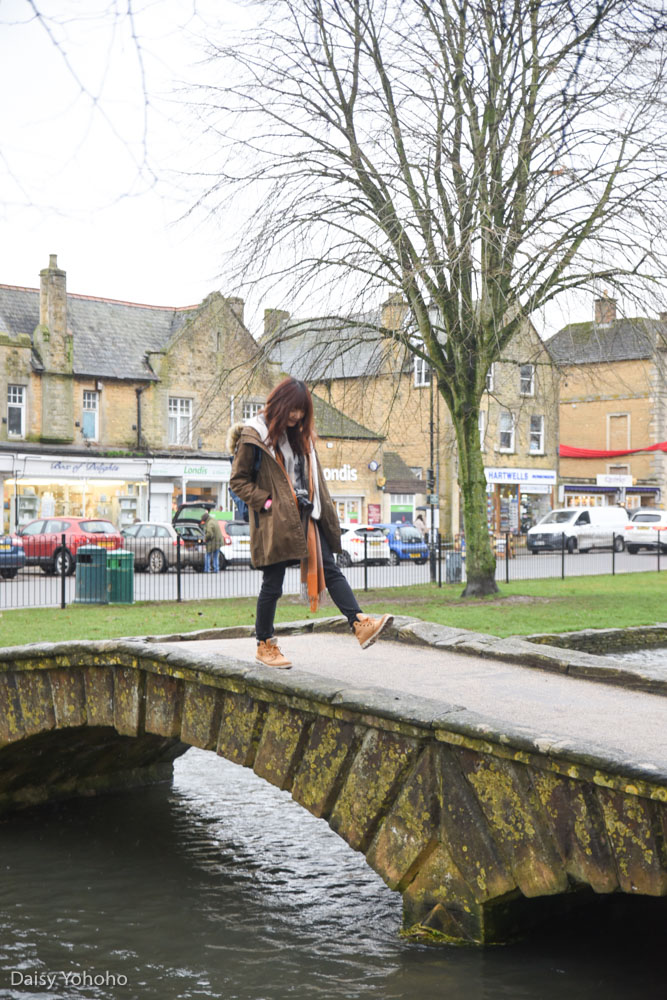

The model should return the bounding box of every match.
[559,441,667,458]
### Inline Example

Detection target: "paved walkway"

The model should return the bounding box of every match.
[168,634,667,772]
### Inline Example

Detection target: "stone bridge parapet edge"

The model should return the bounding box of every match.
[1,619,667,946]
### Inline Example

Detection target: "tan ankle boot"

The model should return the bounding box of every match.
[353,613,394,649]
[256,638,292,669]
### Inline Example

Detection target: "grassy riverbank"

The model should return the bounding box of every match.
[1,573,666,646]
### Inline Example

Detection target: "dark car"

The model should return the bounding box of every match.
[0,534,26,579]
[18,517,123,575]
[376,522,429,565]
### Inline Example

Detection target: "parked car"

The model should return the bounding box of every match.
[0,534,26,579]
[526,506,628,554]
[375,522,428,565]
[220,520,252,567]
[337,524,391,567]
[18,517,123,574]
[172,500,216,526]
[121,521,205,573]
[623,509,667,553]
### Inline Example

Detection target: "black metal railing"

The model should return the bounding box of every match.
[0,528,663,610]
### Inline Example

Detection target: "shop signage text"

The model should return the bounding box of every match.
[50,460,121,475]
[323,465,358,482]
[485,467,556,486]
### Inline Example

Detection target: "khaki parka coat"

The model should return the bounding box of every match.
[227,422,342,568]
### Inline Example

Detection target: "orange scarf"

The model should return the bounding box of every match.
[276,450,325,611]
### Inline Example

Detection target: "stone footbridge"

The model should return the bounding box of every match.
[1,615,667,946]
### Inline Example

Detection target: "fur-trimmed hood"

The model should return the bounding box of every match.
[226,421,247,454]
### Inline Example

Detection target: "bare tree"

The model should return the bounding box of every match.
[191,0,667,595]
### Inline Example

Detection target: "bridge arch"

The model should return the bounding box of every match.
[1,636,666,945]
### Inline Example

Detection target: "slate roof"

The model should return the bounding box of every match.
[382,451,424,494]
[267,312,412,380]
[311,394,382,440]
[0,283,199,381]
[545,318,662,365]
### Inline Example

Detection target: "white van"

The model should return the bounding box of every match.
[526,506,629,554]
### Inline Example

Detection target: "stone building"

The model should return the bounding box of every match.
[546,295,667,509]
[266,297,559,534]
[0,255,275,530]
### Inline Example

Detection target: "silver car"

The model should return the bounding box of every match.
[121,521,204,573]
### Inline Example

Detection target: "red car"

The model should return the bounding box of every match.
[18,517,123,575]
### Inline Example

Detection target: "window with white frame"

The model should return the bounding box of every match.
[409,467,423,480]
[485,363,495,392]
[413,356,431,387]
[168,397,192,446]
[529,414,544,454]
[498,410,515,452]
[242,401,262,422]
[520,364,535,396]
[478,409,486,449]
[7,385,25,437]
[82,390,99,440]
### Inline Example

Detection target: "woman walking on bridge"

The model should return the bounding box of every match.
[228,377,393,668]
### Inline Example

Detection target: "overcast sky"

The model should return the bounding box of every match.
[0,0,252,318]
[0,0,595,341]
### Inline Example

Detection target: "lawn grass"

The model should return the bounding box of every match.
[1,572,666,646]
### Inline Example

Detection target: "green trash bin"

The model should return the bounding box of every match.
[74,545,109,604]
[107,549,135,604]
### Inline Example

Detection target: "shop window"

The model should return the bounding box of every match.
[498,411,515,452]
[478,409,486,449]
[413,356,431,387]
[7,385,25,438]
[529,415,544,454]
[82,390,99,441]
[168,397,192,446]
[242,401,262,422]
[485,363,495,392]
[520,364,535,396]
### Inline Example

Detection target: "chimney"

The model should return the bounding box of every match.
[381,292,407,332]
[226,296,245,325]
[264,308,290,339]
[594,291,616,326]
[39,253,67,335]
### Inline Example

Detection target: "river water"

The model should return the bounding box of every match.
[0,749,662,1000]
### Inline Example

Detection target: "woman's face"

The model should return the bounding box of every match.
[286,408,304,428]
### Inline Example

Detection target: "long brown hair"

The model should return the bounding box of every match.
[263,378,315,454]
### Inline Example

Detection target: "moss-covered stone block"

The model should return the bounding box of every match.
[113,667,144,736]
[83,667,115,727]
[15,671,56,737]
[457,748,568,897]
[437,747,516,902]
[145,674,184,738]
[597,786,667,895]
[366,745,441,890]
[0,674,26,744]
[329,729,421,852]
[253,704,313,790]
[48,668,87,728]
[181,682,224,750]
[217,691,267,766]
[532,770,618,893]
[291,717,363,818]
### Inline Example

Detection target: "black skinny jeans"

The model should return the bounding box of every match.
[256,522,362,642]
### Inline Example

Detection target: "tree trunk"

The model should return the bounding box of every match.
[452,399,498,597]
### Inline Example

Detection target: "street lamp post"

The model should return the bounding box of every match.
[426,300,441,584]
[427,368,437,582]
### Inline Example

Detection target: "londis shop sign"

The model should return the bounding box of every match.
[323,465,358,482]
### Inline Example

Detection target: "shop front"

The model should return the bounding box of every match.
[148,459,231,522]
[559,474,661,510]
[485,467,557,534]
[1,454,151,533]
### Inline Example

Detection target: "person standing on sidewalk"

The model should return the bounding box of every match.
[201,511,223,573]
[228,377,393,669]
